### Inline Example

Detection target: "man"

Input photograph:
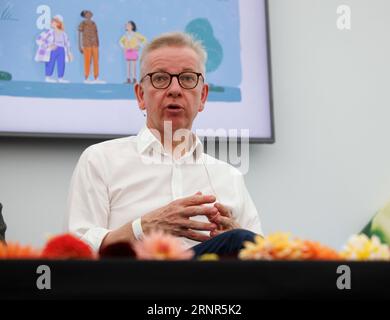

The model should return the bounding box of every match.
[67,32,262,257]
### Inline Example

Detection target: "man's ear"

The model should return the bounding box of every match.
[198,83,209,112]
[134,83,145,110]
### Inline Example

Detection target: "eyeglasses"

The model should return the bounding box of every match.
[140,71,204,89]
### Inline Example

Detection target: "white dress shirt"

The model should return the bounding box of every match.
[66,126,262,251]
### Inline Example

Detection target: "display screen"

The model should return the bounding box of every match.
[0,0,273,142]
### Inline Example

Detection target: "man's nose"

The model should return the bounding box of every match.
[167,76,182,97]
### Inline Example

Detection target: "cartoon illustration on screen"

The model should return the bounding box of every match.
[119,21,147,84]
[1,0,243,102]
[78,10,105,84]
[34,14,73,83]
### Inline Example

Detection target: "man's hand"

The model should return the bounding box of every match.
[141,193,219,242]
[209,203,240,237]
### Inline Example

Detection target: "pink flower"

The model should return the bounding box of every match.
[134,230,194,260]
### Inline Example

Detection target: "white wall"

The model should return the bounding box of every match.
[253,0,390,247]
[1,0,390,249]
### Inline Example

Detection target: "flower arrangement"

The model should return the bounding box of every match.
[0,233,95,260]
[238,232,390,261]
[1,231,389,261]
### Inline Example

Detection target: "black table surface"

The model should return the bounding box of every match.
[0,259,389,300]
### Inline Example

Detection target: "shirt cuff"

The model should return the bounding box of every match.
[80,227,111,252]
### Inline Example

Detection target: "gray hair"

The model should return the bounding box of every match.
[140,32,207,77]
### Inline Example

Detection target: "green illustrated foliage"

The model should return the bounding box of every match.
[185,18,223,73]
[0,71,12,81]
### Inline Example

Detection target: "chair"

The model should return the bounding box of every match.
[361,200,390,245]
[0,203,6,242]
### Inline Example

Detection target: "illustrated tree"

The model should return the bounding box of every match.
[185,18,223,74]
[0,71,12,81]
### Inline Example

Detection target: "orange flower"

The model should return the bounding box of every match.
[41,234,95,259]
[302,240,341,260]
[133,230,194,260]
[0,242,40,259]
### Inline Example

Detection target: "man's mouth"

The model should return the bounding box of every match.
[166,104,183,111]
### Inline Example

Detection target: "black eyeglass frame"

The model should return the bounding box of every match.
[140,71,204,89]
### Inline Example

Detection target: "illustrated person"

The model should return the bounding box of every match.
[66,32,262,257]
[78,10,104,84]
[35,15,73,83]
[119,21,147,84]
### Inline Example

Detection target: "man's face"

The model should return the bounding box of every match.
[135,46,209,136]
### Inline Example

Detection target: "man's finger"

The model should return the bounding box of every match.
[181,229,211,242]
[213,215,234,228]
[181,219,217,231]
[179,194,216,207]
[182,205,218,217]
[214,203,232,217]
[208,212,220,223]
[210,229,224,237]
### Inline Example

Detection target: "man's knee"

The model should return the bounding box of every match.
[225,228,256,244]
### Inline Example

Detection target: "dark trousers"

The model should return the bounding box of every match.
[45,46,65,78]
[192,229,256,258]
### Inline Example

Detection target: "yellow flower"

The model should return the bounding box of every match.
[340,234,390,261]
[198,253,219,261]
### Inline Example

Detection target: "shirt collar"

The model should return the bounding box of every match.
[136,126,203,161]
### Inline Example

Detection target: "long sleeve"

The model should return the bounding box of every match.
[66,146,111,251]
[95,23,99,47]
[64,32,71,51]
[136,33,147,45]
[119,35,126,48]
[36,30,48,46]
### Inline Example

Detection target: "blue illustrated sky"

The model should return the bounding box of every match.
[0,0,242,86]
